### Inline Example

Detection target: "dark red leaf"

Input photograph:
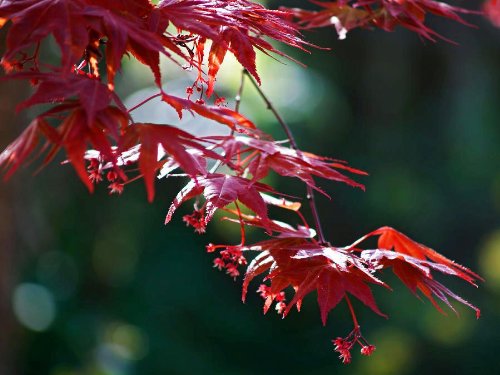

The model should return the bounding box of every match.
[283,0,477,42]
[166,173,274,225]
[216,136,366,192]
[0,117,58,179]
[0,0,89,70]
[16,73,112,125]
[1,104,128,190]
[83,5,167,88]
[361,249,481,318]
[120,123,223,202]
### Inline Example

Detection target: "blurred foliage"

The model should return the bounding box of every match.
[1,2,499,374]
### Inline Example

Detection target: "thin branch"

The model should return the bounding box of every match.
[234,68,246,113]
[244,70,327,244]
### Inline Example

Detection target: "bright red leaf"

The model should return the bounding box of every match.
[242,238,388,324]
[351,226,482,285]
[361,249,480,318]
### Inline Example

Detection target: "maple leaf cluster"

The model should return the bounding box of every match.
[282,0,478,41]
[0,0,483,363]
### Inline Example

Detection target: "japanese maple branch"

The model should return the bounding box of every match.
[244,70,327,244]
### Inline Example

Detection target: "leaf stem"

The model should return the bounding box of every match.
[345,294,359,329]
[234,201,246,245]
[244,70,327,244]
[127,93,162,113]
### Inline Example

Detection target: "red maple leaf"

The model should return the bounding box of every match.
[0,0,89,70]
[213,135,366,193]
[0,103,128,192]
[165,173,274,225]
[284,3,371,40]
[0,0,173,88]
[361,249,481,318]
[15,73,112,125]
[239,226,481,326]
[119,123,225,202]
[352,226,481,285]
[350,227,482,316]
[83,2,168,88]
[162,93,257,134]
[206,39,228,97]
[0,117,60,179]
[242,238,388,324]
[283,0,476,42]
[55,107,130,191]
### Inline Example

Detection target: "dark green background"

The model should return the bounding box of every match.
[1,1,499,374]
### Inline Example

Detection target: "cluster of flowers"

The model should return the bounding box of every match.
[185,86,226,106]
[332,327,376,364]
[257,284,287,315]
[206,244,248,279]
[182,208,207,234]
[87,158,124,195]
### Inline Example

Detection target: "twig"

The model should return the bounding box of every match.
[234,68,246,113]
[244,70,327,244]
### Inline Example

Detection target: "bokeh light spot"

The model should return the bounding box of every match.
[421,306,474,345]
[478,229,500,292]
[103,322,149,361]
[94,322,149,374]
[13,283,56,332]
[357,328,416,375]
